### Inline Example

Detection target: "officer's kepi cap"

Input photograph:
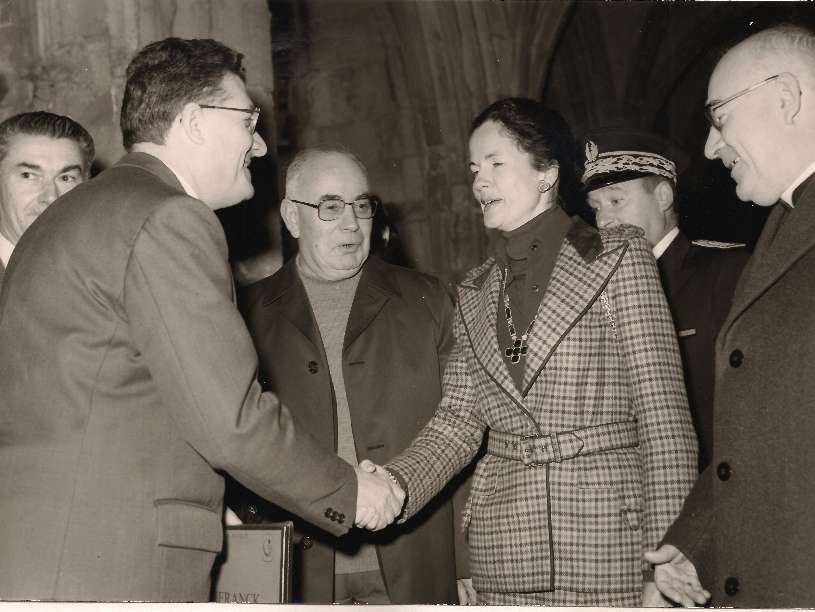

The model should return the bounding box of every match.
[580,127,688,193]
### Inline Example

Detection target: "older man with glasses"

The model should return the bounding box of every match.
[646,23,815,608]
[226,148,467,605]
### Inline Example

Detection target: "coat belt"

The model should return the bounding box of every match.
[486,420,639,466]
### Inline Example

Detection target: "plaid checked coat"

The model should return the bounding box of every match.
[388,218,697,597]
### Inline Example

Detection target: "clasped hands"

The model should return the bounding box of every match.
[353,459,405,531]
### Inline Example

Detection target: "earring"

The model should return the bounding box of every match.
[537,180,551,193]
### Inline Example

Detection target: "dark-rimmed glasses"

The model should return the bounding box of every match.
[199,104,260,134]
[705,73,793,130]
[289,195,379,221]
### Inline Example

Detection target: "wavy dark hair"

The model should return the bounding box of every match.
[121,37,245,150]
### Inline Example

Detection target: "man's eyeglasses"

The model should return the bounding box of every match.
[199,104,261,134]
[289,195,379,221]
[705,73,796,130]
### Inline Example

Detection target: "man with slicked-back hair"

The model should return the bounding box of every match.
[0,111,93,289]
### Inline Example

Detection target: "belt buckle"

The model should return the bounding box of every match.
[520,433,557,467]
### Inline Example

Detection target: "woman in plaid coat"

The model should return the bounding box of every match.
[385,99,697,606]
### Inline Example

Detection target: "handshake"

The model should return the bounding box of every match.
[353,459,406,531]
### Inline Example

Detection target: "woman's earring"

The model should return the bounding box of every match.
[537,180,551,193]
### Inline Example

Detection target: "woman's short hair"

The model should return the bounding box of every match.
[471,98,578,208]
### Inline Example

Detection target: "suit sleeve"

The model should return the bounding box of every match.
[123,196,356,535]
[609,234,698,579]
[387,299,487,521]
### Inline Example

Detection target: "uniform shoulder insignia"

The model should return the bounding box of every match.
[691,239,746,249]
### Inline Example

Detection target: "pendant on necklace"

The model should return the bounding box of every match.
[504,336,529,363]
[501,267,535,364]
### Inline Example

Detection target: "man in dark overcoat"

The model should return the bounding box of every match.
[227,148,464,604]
[582,128,749,470]
[647,24,815,608]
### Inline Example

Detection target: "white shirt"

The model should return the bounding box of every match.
[158,157,200,200]
[0,231,14,268]
[652,226,680,260]
[781,158,815,208]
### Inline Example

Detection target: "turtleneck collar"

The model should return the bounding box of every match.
[494,203,568,268]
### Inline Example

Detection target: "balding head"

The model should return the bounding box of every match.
[282,148,373,281]
[284,149,367,200]
[704,24,815,206]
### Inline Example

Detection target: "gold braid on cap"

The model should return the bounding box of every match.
[582,150,677,183]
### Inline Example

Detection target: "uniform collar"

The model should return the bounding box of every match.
[652,226,680,260]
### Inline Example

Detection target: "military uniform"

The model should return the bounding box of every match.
[580,127,748,471]
[657,232,748,470]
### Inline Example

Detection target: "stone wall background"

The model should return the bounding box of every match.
[0,0,281,282]
[284,0,571,286]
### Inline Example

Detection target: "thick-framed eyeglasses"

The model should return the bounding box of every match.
[705,73,793,130]
[199,104,261,134]
[289,195,379,221]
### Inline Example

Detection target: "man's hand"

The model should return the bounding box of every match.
[645,544,711,607]
[354,459,405,531]
[642,581,671,607]
[457,578,477,605]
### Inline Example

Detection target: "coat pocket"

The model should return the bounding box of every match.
[155,499,223,553]
[577,449,643,529]
[461,454,499,535]
[564,450,643,592]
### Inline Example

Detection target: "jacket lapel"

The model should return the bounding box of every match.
[260,259,318,346]
[723,180,815,337]
[344,257,395,352]
[458,260,523,404]
[658,232,694,300]
[521,223,623,395]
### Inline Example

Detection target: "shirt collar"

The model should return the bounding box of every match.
[781,159,815,208]
[652,226,680,260]
[0,231,14,268]
[159,158,200,200]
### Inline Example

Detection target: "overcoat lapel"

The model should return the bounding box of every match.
[260,259,319,347]
[344,257,396,352]
[457,218,620,406]
[458,261,522,404]
[521,229,623,395]
[722,180,815,338]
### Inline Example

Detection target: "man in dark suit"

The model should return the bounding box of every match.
[0,111,94,288]
[227,148,464,604]
[646,24,815,607]
[581,128,748,471]
[0,38,402,602]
